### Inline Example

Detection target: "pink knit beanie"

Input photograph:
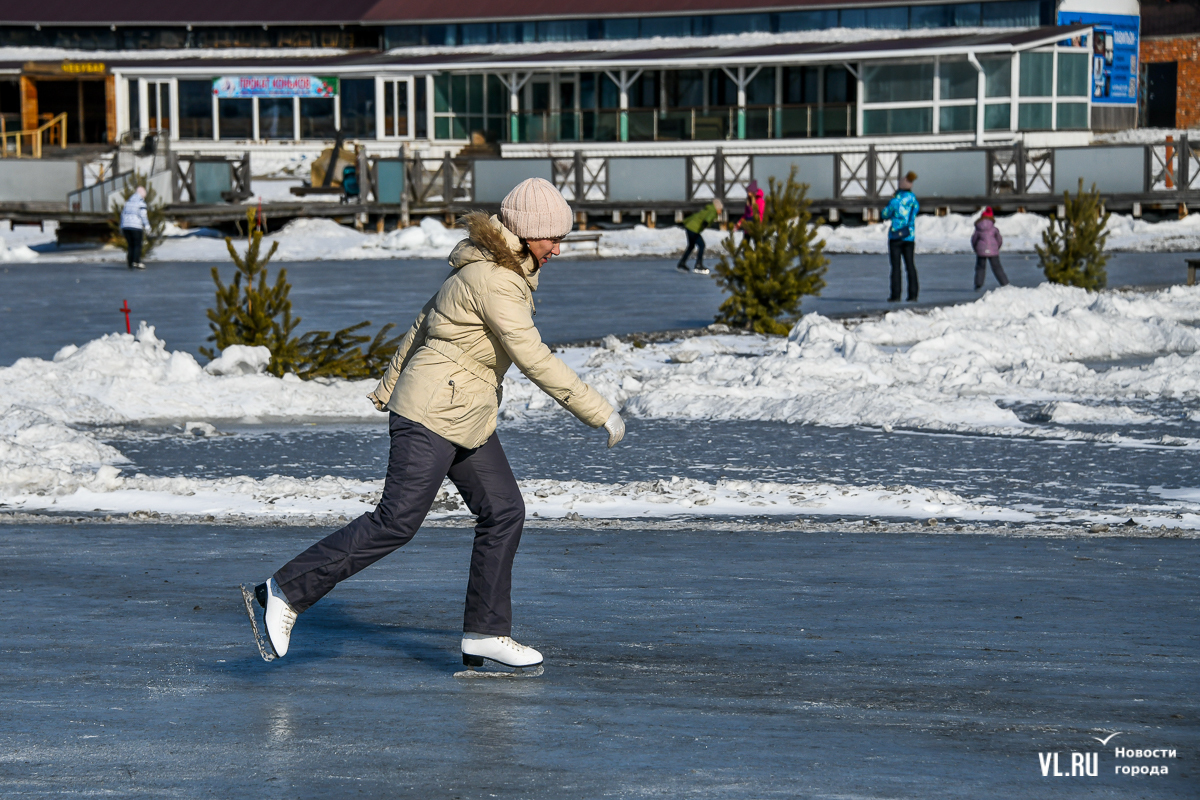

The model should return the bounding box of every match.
[499,177,573,239]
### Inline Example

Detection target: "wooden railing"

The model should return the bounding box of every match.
[1,113,68,158]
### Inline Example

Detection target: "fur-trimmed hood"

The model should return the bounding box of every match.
[450,212,540,290]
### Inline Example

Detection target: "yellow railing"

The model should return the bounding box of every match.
[1,113,68,158]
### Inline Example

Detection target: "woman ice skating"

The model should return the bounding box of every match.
[970,207,1010,290]
[120,186,150,270]
[244,177,625,670]
[882,171,920,302]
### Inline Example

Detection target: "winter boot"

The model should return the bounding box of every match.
[461,632,543,668]
[257,578,297,658]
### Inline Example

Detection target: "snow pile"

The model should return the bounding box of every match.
[373,216,468,256]
[0,323,376,429]
[0,234,38,263]
[502,283,1200,440]
[203,345,272,376]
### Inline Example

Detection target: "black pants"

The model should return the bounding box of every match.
[122,228,143,267]
[974,256,1009,289]
[273,413,526,635]
[681,229,705,267]
[888,239,918,301]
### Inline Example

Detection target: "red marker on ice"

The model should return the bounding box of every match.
[120,299,131,334]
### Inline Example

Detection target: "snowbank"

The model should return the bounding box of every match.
[4,285,1200,525]
[0,234,38,263]
[503,283,1200,443]
[18,209,1200,264]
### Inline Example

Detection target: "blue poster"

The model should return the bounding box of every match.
[1056,11,1140,106]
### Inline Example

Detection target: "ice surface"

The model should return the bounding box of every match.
[2,287,1199,527]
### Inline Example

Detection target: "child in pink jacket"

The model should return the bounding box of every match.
[970,207,1009,290]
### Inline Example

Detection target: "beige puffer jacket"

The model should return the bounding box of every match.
[368,212,613,449]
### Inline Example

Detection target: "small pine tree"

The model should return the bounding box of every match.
[1037,179,1110,290]
[108,172,167,257]
[713,169,829,334]
[201,209,401,379]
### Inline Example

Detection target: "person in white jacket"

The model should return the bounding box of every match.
[119,186,150,269]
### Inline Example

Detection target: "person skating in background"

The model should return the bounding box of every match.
[120,186,150,270]
[244,178,625,672]
[970,207,1010,290]
[882,171,920,302]
[734,180,765,231]
[678,198,723,275]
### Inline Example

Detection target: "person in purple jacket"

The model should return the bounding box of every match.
[970,207,1009,290]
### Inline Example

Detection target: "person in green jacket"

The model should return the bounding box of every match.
[677,198,723,275]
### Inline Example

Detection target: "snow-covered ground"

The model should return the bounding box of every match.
[12,208,1200,264]
[2,284,1198,529]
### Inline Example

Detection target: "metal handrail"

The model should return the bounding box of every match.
[67,170,134,214]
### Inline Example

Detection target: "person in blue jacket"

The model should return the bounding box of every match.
[882,171,919,302]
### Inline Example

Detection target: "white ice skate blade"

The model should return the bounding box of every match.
[454,665,544,679]
[240,584,277,662]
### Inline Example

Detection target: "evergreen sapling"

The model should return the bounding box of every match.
[713,169,828,334]
[201,209,400,379]
[1036,179,1110,290]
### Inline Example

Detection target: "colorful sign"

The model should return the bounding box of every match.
[1057,11,1140,106]
[213,76,338,98]
[61,61,105,74]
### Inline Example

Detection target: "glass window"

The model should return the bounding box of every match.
[783,66,820,104]
[425,25,455,46]
[602,19,639,39]
[1057,102,1088,129]
[940,60,977,100]
[384,25,422,47]
[451,75,468,113]
[709,70,737,106]
[981,57,1011,97]
[458,23,495,45]
[839,9,866,27]
[382,80,409,137]
[259,98,293,139]
[866,7,910,29]
[1018,102,1052,130]
[939,105,975,132]
[710,13,771,35]
[178,80,213,138]
[340,79,376,138]
[218,98,252,140]
[434,74,451,113]
[911,5,949,28]
[863,107,933,135]
[640,17,692,38]
[126,78,139,135]
[864,62,934,103]
[1019,52,1053,97]
[1057,52,1088,97]
[537,20,589,41]
[664,70,705,108]
[414,77,427,139]
[497,22,535,43]
[982,0,1039,27]
[746,69,775,106]
[826,67,854,103]
[952,3,982,25]
[300,97,335,139]
[778,10,838,30]
[984,103,1011,130]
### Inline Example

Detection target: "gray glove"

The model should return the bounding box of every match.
[603,410,625,448]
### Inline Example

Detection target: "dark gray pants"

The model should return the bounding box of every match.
[273,413,525,635]
[974,255,1009,289]
[681,229,706,267]
[888,239,918,301]
[122,227,143,267]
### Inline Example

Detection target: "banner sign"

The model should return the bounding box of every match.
[1057,11,1140,106]
[213,76,338,98]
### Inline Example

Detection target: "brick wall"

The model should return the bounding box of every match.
[1142,35,1200,127]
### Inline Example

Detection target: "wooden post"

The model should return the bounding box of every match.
[105,75,117,144]
[442,152,453,208]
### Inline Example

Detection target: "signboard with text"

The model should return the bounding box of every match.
[1057,11,1140,106]
[213,76,338,98]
